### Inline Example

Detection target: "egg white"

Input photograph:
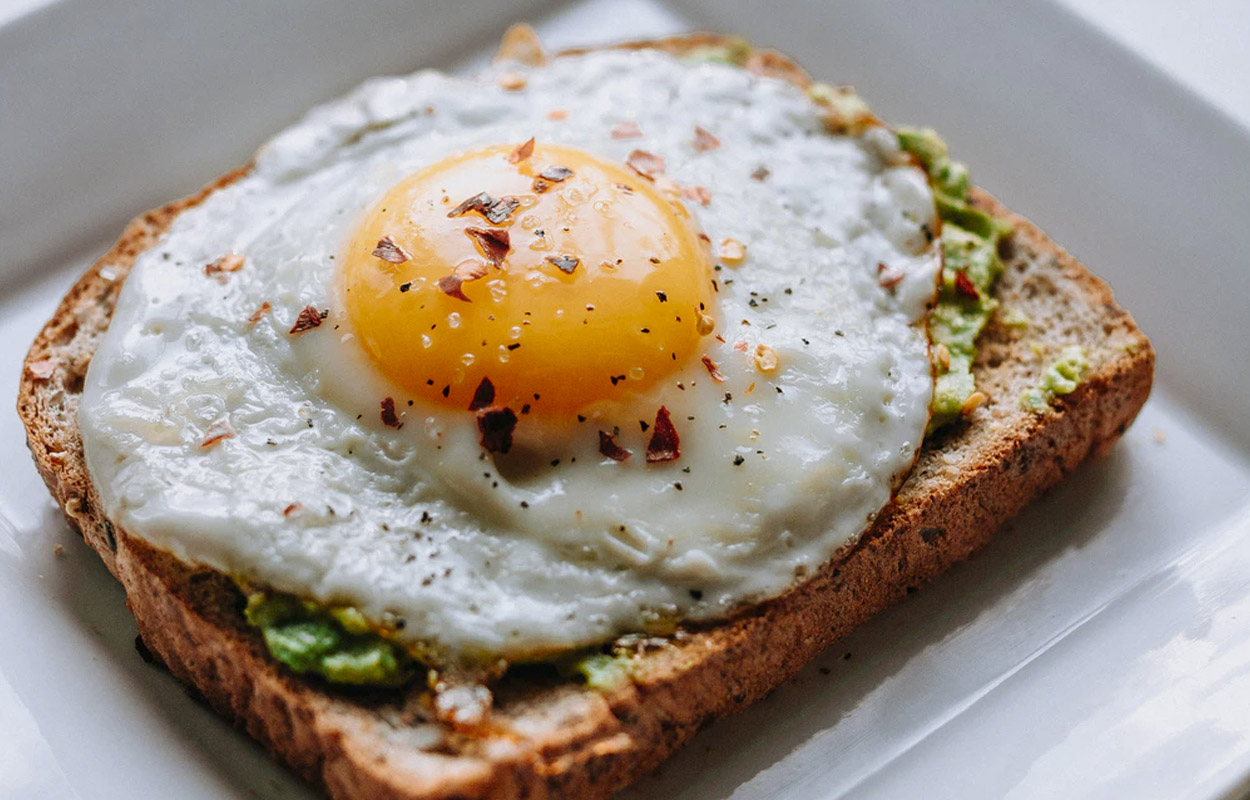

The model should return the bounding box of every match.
[80,49,939,663]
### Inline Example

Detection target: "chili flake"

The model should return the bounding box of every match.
[380,397,401,428]
[954,270,980,300]
[289,305,326,335]
[626,149,666,179]
[200,417,235,449]
[877,262,904,291]
[204,253,245,280]
[598,431,631,462]
[507,137,535,164]
[247,301,272,324]
[438,259,489,301]
[681,185,712,205]
[448,193,520,224]
[645,406,680,463]
[692,125,721,152]
[372,236,410,264]
[611,121,642,139]
[465,227,511,266]
[701,355,725,382]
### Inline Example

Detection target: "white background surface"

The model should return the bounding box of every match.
[2,1,1250,799]
[1055,0,1250,130]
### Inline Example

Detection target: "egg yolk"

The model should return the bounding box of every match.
[341,143,716,415]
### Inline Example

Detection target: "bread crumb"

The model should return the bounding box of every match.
[53,544,65,558]
[1152,427,1166,444]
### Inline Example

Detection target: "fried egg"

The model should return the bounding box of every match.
[80,45,940,664]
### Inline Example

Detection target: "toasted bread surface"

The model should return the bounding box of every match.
[17,35,1153,800]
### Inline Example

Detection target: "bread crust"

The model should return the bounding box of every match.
[16,36,1153,800]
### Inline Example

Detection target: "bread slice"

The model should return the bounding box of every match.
[16,34,1153,800]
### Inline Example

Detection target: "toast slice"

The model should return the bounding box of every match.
[16,34,1153,800]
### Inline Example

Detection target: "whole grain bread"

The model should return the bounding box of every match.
[16,35,1153,800]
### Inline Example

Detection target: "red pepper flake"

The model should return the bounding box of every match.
[27,358,56,380]
[700,355,725,382]
[200,417,234,449]
[693,125,721,152]
[372,236,410,264]
[733,341,749,352]
[282,502,301,517]
[750,166,771,181]
[247,301,272,324]
[681,185,712,206]
[449,192,491,217]
[465,227,511,266]
[548,108,568,120]
[626,149,666,180]
[611,121,642,139]
[204,253,245,280]
[289,305,326,335]
[448,193,520,224]
[437,259,489,301]
[877,262,904,292]
[545,254,579,274]
[507,137,535,164]
[539,165,573,182]
[955,270,980,300]
[485,196,519,224]
[468,377,496,411]
[476,407,518,454]
[598,430,631,462]
[645,406,680,463]
[532,178,550,193]
[380,396,401,428]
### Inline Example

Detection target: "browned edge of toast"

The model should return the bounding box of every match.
[15,35,1154,800]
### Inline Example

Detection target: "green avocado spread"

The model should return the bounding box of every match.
[897,127,1012,432]
[241,119,1018,691]
[243,591,416,687]
[1021,345,1089,412]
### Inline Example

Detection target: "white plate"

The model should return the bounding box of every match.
[2,1,1249,798]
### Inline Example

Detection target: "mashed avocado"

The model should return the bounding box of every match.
[897,127,1012,431]
[1021,345,1089,412]
[240,125,1014,691]
[243,591,416,687]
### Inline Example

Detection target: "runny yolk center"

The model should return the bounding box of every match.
[340,143,717,416]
